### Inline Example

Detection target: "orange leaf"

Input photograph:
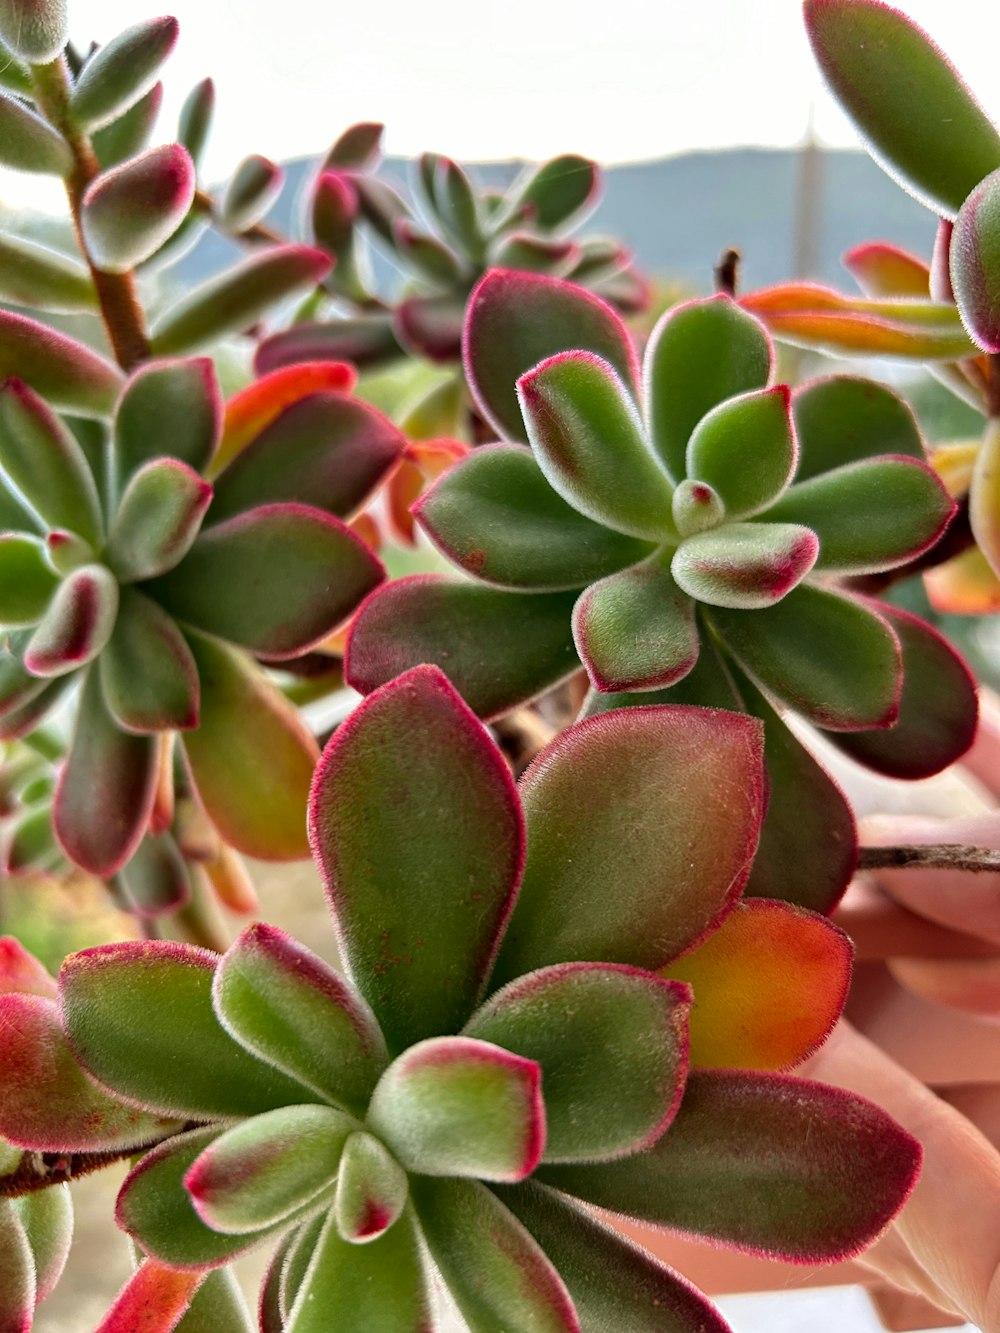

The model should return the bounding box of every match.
[925,545,1000,613]
[387,438,469,544]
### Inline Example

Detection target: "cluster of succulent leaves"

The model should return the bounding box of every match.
[346,269,978,913]
[0,666,922,1332]
[743,0,1000,618]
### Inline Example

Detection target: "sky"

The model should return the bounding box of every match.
[4,0,1000,210]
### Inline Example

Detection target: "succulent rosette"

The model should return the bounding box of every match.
[0,667,921,1331]
[346,270,977,913]
[0,356,406,878]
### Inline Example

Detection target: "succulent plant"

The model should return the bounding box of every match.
[0,667,921,1331]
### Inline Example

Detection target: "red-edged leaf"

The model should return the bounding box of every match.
[0,0,68,62]
[671,523,819,610]
[0,537,58,627]
[95,1261,204,1333]
[81,144,195,273]
[254,318,402,376]
[0,937,57,999]
[215,362,358,475]
[221,153,283,232]
[0,1198,35,1333]
[100,589,199,733]
[395,294,465,362]
[334,1130,408,1243]
[792,375,927,480]
[113,357,221,487]
[117,833,192,916]
[953,166,1000,352]
[685,386,795,518]
[0,310,122,417]
[106,459,213,581]
[13,1183,73,1303]
[23,564,118,677]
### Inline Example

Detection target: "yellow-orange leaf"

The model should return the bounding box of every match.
[925,545,1000,613]
[930,440,980,497]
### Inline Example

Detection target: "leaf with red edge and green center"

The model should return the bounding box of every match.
[415,443,653,591]
[643,296,773,483]
[489,706,764,988]
[0,1199,36,1333]
[14,1184,73,1304]
[517,351,673,541]
[253,319,401,377]
[494,1180,734,1333]
[81,144,196,274]
[214,923,388,1116]
[116,833,191,917]
[346,576,580,722]
[283,1207,431,1333]
[464,963,691,1163]
[764,456,954,574]
[0,992,177,1150]
[149,503,383,659]
[208,393,404,524]
[395,293,466,362]
[95,1260,205,1333]
[706,585,902,731]
[411,1177,579,1332]
[185,1104,353,1234]
[99,588,199,733]
[0,936,57,999]
[685,386,795,518]
[540,1068,921,1262]
[309,664,524,1053]
[0,311,122,418]
[463,269,639,444]
[0,535,58,626]
[579,629,743,718]
[112,357,221,489]
[804,0,1000,218]
[843,242,931,297]
[368,1036,543,1181]
[515,154,599,232]
[279,1214,326,1321]
[572,555,698,693]
[106,458,213,582]
[0,676,70,742]
[0,377,103,545]
[216,363,359,476]
[826,600,978,778]
[952,166,1000,352]
[23,563,119,678]
[179,633,318,860]
[334,1131,408,1243]
[664,900,851,1070]
[259,1228,295,1333]
[673,523,819,611]
[792,376,927,481]
[53,668,158,876]
[59,941,314,1120]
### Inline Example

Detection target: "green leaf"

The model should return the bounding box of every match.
[99,588,199,732]
[0,37,30,95]
[513,154,599,232]
[214,923,388,1116]
[221,154,283,233]
[465,269,639,443]
[0,673,69,741]
[431,157,484,260]
[116,833,191,916]
[92,81,163,170]
[23,563,118,677]
[465,963,690,1163]
[707,585,902,730]
[792,375,927,480]
[417,442,654,590]
[178,77,214,171]
[107,458,212,581]
[672,523,818,610]
[0,231,96,312]
[69,16,179,132]
[805,0,1000,217]
[180,633,319,860]
[310,664,523,1053]
[81,144,195,274]
[175,1269,253,1333]
[334,1130,408,1243]
[579,627,743,718]
[185,1104,352,1234]
[686,386,795,516]
[541,1069,921,1262]
[60,941,314,1120]
[518,351,673,541]
[151,503,382,658]
[13,1183,72,1303]
[572,554,698,692]
[0,534,58,625]
[490,232,578,275]
[113,356,221,488]
[644,296,772,481]
[322,121,383,172]
[255,315,403,374]
[152,247,332,356]
[952,165,1000,352]
[0,89,72,175]
[412,1177,579,1332]
[0,1198,34,1329]
[393,218,462,284]
[490,705,764,987]
[0,311,122,417]
[0,0,67,61]
[0,376,103,544]
[346,575,580,722]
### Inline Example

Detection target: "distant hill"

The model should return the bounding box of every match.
[178,146,937,295]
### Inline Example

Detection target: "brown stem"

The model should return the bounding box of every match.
[191,187,285,247]
[0,1124,198,1199]
[29,57,151,371]
[491,709,556,778]
[858,843,1000,874]
[713,248,741,297]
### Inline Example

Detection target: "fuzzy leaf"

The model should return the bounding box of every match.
[541,1068,921,1262]
[0,231,96,312]
[672,523,819,610]
[644,296,773,482]
[0,311,122,417]
[412,1177,579,1331]
[464,269,639,443]
[185,1104,352,1234]
[221,154,283,233]
[311,170,357,255]
[0,37,30,95]
[214,923,388,1115]
[210,392,403,524]
[708,584,901,730]
[804,0,1000,217]
[23,563,118,677]
[310,664,523,1052]
[151,503,382,658]
[0,376,103,544]
[394,293,466,362]
[0,992,173,1150]
[490,232,578,275]
[490,706,764,986]
[215,362,356,475]
[686,386,795,516]
[515,154,599,232]
[925,543,1000,614]
[368,1036,544,1181]
[465,963,691,1162]
[347,575,579,722]
[95,1261,204,1333]
[254,317,402,375]
[765,456,954,574]
[952,166,1000,352]
[173,1269,253,1333]
[971,418,1000,577]
[0,937,57,999]
[0,1199,36,1332]
[518,351,673,541]
[92,81,163,170]
[100,588,199,732]
[107,458,212,581]
[177,76,214,169]
[82,144,195,273]
[792,375,927,480]
[70,16,179,131]
[393,218,462,283]
[416,442,652,590]
[0,0,66,61]
[323,121,383,172]
[431,157,483,259]
[334,1130,408,1243]
[113,357,221,486]
[0,675,69,742]
[354,174,410,244]
[13,1183,72,1303]
[496,1181,734,1333]
[152,247,332,356]
[573,555,698,692]
[828,601,978,777]
[0,534,59,626]
[117,833,191,916]
[843,241,930,297]
[180,634,318,860]
[60,941,313,1120]
[0,90,72,174]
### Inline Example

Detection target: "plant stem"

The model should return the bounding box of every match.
[0,1125,199,1198]
[29,56,151,372]
[858,843,1000,874]
[191,186,285,246]
[713,247,741,296]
